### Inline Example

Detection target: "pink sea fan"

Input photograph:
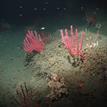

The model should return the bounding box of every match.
[23,30,45,54]
[60,25,85,58]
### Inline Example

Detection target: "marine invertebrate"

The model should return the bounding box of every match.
[23,30,45,54]
[60,26,85,59]
[15,82,40,107]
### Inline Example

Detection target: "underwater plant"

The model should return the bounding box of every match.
[60,25,85,59]
[23,30,45,54]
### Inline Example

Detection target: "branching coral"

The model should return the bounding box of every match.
[23,30,45,54]
[60,26,85,59]
[60,26,85,66]
[15,82,40,107]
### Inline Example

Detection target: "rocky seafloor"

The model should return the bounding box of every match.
[24,32,107,107]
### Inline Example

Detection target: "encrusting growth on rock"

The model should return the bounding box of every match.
[47,73,68,101]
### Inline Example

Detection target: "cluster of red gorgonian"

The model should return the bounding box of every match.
[60,26,85,58]
[23,30,45,54]
[23,30,51,54]
[23,26,85,59]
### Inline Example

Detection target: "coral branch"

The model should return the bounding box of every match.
[23,30,45,54]
[60,26,85,58]
[15,82,40,107]
[79,32,85,51]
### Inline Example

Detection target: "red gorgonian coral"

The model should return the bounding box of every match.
[23,30,45,54]
[60,26,85,58]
